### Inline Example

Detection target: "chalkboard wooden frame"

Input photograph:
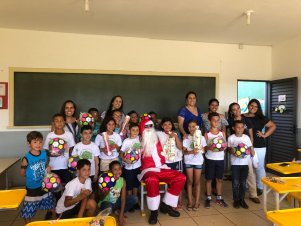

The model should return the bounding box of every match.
[8,67,218,128]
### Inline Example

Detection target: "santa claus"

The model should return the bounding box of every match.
[138,114,186,225]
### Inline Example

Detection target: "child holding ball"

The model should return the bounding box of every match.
[228,120,255,209]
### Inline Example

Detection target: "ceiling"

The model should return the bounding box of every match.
[1,0,301,46]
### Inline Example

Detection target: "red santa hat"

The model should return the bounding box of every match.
[139,113,154,135]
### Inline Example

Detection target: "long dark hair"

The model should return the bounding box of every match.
[159,117,176,131]
[99,117,116,133]
[227,102,240,119]
[248,99,264,119]
[60,100,77,117]
[104,95,123,119]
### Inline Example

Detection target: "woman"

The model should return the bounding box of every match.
[60,100,79,143]
[202,98,228,133]
[244,99,276,195]
[101,95,125,126]
[177,91,203,138]
[228,102,260,204]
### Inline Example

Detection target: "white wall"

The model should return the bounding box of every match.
[272,33,301,128]
[0,28,272,131]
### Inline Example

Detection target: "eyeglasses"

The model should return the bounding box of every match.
[144,124,153,128]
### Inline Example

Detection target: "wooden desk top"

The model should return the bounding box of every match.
[266,162,301,175]
[262,177,301,194]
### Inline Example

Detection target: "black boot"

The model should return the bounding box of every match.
[160,202,180,217]
[148,210,158,225]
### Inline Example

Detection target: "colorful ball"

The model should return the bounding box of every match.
[98,172,116,191]
[68,155,80,171]
[49,137,67,156]
[210,137,227,152]
[124,146,140,164]
[42,173,61,192]
[234,143,250,158]
[79,112,94,127]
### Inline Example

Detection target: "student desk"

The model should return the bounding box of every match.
[266,208,301,226]
[0,158,20,189]
[262,177,301,212]
[266,162,301,175]
[0,189,26,210]
[25,216,116,226]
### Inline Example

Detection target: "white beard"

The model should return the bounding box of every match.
[141,128,158,157]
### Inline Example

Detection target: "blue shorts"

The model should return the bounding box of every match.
[185,164,203,170]
[166,161,183,172]
[123,167,140,190]
[205,159,224,180]
[21,188,55,219]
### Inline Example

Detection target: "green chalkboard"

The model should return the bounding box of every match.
[14,72,216,126]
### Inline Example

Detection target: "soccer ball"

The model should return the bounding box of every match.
[42,173,61,192]
[98,172,116,191]
[210,137,227,152]
[79,112,94,127]
[124,146,140,164]
[49,137,67,156]
[234,143,250,158]
[68,155,80,171]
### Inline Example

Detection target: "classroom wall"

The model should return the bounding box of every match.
[0,28,271,186]
[272,33,301,146]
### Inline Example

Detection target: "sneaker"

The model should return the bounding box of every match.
[257,188,263,196]
[233,201,240,209]
[216,199,228,208]
[205,199,211,209]
[148,210,158,225]
[240,200,249,209]
[249,197,260,204]
[134,203,140,210]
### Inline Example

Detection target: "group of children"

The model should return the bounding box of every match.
[20,106,256,225]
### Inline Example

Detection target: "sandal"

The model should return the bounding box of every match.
[186,204,193,211]
[193,203,200,211]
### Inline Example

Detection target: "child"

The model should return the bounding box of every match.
[60,100,80,143]
[88,107,101,142]
[43,114,75,185]
[148,111,160,130]
[112,109,123,134]
[127,110,139,124]
[183,120,207,211]
[228,120,255,209]
[119,123,141,210]
[95,117,122,172]
[56,159,96,219]
[72,125,100,190]
[20,131,55,224]
[204,112,228,208]
[99,161,138,226]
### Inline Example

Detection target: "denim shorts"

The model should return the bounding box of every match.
[185,164,203,170]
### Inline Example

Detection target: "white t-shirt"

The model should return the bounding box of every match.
[183,135,207,165]
[95,132,122,160]
[56,177,92,214]
[72,142,100,176]
[205,131,225,161]
[228,134,252,166]
[43,131,75,170]
[156,131,183,163]
[120,137,141,170]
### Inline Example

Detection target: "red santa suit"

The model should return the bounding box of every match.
[138,115,186,211]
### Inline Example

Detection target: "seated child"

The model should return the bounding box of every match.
[20,131,55,224]
[56,159,96,219]
[99,161,138,226]
[228,120,255,209]
[119,123,141,210]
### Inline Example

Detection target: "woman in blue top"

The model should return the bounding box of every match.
[177,91,203,139]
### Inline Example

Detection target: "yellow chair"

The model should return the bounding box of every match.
[266,208,301,226]
[0,189,26,210]
[25,216,116,226]
[140,181,167,216]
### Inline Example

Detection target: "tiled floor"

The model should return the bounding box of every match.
[0,175,291,226]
